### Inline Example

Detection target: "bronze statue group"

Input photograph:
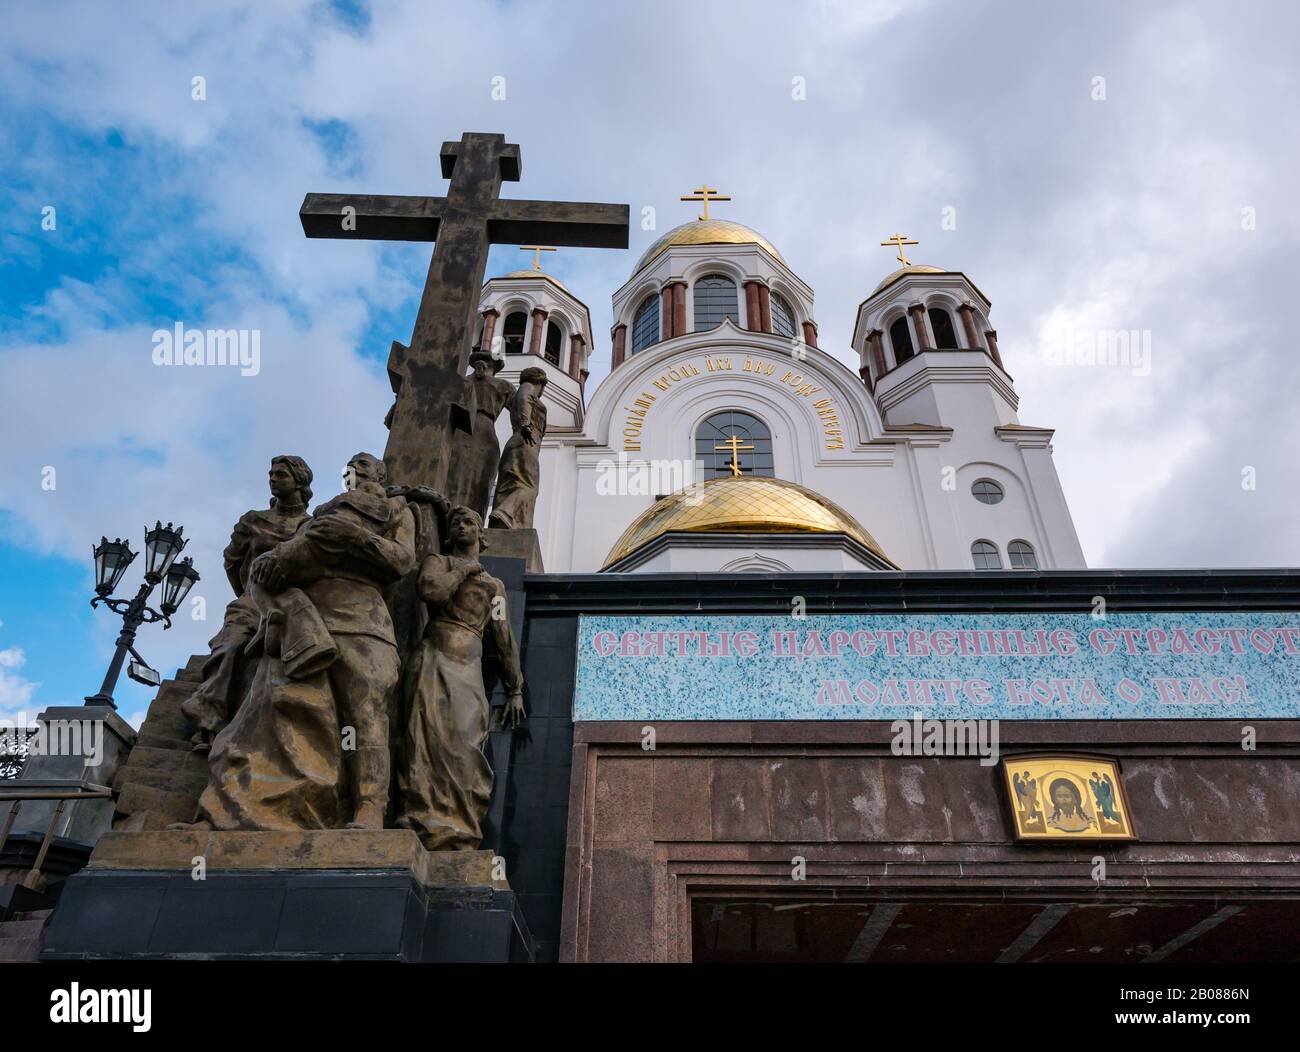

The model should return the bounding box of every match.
[176,360,547,851]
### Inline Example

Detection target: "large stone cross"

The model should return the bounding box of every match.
[301,132,629,492]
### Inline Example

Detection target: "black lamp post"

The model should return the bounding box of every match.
[85,521,200,708]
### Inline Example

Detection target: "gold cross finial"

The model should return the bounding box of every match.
[681,185,731,221]
[880,232,919,266]
[520,245,557,270]
[714,432,755,477]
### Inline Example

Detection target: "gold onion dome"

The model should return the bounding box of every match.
[873,263,946,295]
[602,476,893,569]
[635,219,785,271]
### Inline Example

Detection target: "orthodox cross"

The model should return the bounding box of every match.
[301,132,629,492]
[680,184,731,221]
[880,232,919,266]
[519,245,557,271]
[714,432,754,477]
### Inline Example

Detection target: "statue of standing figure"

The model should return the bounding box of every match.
[191,452,416,831]
[488,366,548,531]
[396,506,525,850]
[445,350,515,522]
[182,455,313,752]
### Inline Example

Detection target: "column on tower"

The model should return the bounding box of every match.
[907,302,933,351]
[866,328,885,377]
[671,280,687,337]
[757,283,772,333]
[611,323,627,369]
[801,320,819,349]
[528,307,549,356]
[743,280,762,331]
[957,304,983,351]
[568,333,586,380]
[984,329,1004,368]
[480,307,499,353]
[661,285,673,339]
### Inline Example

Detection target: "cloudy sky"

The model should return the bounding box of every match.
[1,0,1297,721]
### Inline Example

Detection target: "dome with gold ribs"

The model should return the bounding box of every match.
[872,263,946,294]
[635,219,785,272]
[602,476,893,569]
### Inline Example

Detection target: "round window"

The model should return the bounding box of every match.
[972,479,1004,505]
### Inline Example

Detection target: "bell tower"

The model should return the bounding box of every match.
[851,238,1014,431]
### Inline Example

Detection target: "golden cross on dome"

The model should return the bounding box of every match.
[520,244,557,270]
[681,185,731,221]
[714,432,754,477]
[880,232,919,266]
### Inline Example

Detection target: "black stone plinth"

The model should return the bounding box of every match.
[40,868,533,962]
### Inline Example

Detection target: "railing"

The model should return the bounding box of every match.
[0,779,114,891]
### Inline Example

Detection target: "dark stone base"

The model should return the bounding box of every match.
[40,868,533,961]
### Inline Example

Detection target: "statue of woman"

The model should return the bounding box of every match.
[182,455,313,752]
[446,350,515,521]
[488,367,548,531]
[396,506,525,850]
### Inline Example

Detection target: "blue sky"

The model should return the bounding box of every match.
[2,0,1298,722]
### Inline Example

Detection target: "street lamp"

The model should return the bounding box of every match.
[85,522,201,708]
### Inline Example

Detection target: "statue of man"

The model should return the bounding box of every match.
[488,366,548,531]
[182,455,313,752]
[396,506,525,850]
[194,452,416,831]
[445,351,515,521]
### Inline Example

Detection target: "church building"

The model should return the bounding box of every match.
[478,205,1084,577]
[473,196,1300,965]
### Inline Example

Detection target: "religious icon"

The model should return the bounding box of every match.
[1000,755,1135,841]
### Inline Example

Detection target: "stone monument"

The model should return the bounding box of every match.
[41,132,629,962]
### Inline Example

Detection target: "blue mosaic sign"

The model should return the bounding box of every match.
[574,613,1300,721]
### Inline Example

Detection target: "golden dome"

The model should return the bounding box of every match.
[601,476,894,569]
[873,263,946,295]
[634,219,785,271]
[498,269,569,291]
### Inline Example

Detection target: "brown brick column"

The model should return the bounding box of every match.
[528,308,549,357]
[907,302,933,350]
[957,304,983,350]
[801,320,819,349]
[567,333,585,380]
[866,328,886,379]
[858,364,874,393]
[984,329,1004,368]
[670,281,687,337]
[661,287,674,340]
[743,280,762,331]
[757,283,772,333]
[480,307,499,354]
[611,323,627,369]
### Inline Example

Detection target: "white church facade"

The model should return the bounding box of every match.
[476,209,1086,576]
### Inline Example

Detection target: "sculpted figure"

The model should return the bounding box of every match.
[193,452,416,831]
[182,456,313,752]
[488,366,548,531]
[396,506,525,850]
[445,351,515,521]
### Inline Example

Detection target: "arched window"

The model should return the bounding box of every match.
[1008,540,1038,569]
[971,479,1004,505]
[928,307,959,349]
[971,540,1001,570]
[630,294,659,354]
[502,311,527,355]
[544,321,563,366]
[889,316,914,365]
[693,275,739,332]
[695,411,774,479]
[770,292,796,339]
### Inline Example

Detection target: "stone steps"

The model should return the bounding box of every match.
[112,657,211,830]
[0,909,51,963]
